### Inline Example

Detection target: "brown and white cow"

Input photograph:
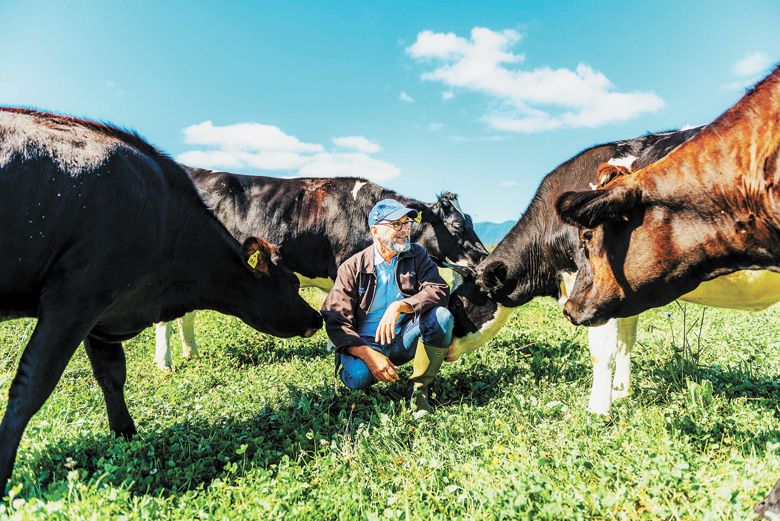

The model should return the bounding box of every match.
[555,66,780,518]
[556,65,780,326]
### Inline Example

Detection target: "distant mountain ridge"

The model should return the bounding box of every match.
[473,220,514,246]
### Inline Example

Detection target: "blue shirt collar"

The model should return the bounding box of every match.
[373,245,398,267]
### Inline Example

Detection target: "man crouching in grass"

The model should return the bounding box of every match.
[321,198,454,415]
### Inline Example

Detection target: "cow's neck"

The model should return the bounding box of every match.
[159,221,251,318]
[635,67,780,268]
[490,204,573,302]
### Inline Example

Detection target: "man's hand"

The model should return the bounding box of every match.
[347,345,399,382]
[375,301,413,345]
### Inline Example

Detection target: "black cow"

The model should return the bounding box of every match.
[446,127,703,414]
[0,108,323,495]
[155,168,489,369]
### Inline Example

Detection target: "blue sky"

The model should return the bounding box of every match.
[1,1,779,222]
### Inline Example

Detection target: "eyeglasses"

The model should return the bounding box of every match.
[378,220,412,231]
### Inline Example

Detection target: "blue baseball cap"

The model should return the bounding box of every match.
[368,198,418,227]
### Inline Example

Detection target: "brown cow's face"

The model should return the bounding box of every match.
[557,188,709,325]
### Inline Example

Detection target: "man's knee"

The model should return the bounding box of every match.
[420,306,454,347]
[339,355,375,390]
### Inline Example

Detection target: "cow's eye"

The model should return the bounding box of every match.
[583,230,593,241]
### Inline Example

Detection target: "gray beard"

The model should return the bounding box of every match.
[380,236,411,254]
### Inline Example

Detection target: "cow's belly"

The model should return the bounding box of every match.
[446,305,513,361]
[295,273,335,292]
[679,270,780,311]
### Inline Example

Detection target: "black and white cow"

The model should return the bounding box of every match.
[0,108,323,495]
[155,168,489,369]
[446,127,715,414]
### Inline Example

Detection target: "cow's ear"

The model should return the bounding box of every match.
[406,202,427,222]
[243,237,272,275]
[596,163,632,188]
[556,187,642,228]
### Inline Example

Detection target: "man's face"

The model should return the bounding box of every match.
[370,215,412,254]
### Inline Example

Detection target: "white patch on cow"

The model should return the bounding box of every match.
[586,319,618,415]
[295,273,335,292]
[680,270,780,310]
[586,316,638,415]
[557,270,641,415]
[155,322,173,370]
[606,154,637,169]
[559,271,576,304]
[445,304,513,361]
[351,180,367,200]
[154,311,199,371]
[0,111,118,175]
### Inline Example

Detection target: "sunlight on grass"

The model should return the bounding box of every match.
[0,296,778,519]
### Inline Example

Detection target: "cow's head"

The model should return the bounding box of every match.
[554,163,726,325]
[241,237,323,337]
[411,192,488,268]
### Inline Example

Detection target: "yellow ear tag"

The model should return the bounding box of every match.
[247,250,260,269]
[414,211,422,223]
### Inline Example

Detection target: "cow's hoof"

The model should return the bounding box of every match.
[587,401,611,416]
[611,388,631,401]
[155,359,173,371]
[113,426,137,441]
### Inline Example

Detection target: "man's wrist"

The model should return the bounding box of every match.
[395,301,413,314]
[346,344,372,361]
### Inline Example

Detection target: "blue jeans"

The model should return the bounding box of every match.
[339,306,454,390]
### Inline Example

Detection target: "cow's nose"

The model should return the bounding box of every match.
[562,301,578,325]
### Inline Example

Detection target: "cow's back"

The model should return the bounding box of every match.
[0,110,202,318]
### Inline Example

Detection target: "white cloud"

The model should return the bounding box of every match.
[441,90,455,100]
[732,51,771,77]
[407,27,664,133]
[299,152,400,182]
[399,91,415,103]
[177,121,399,183]
[407,30,472,60]
[332,136,381,154]
[183,120,323,153]
[724,51,774,90]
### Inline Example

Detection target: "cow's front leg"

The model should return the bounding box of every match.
[755,477,780,518]
[0,307,95,497]
[178,312,198,359]
[154,322,172,370]
[587,319,619,415]
[612,316,638,401]
[84,335,136,438]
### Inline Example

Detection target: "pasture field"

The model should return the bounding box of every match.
[0,290,779,520]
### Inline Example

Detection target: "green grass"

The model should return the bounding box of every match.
[1,292,779,519]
